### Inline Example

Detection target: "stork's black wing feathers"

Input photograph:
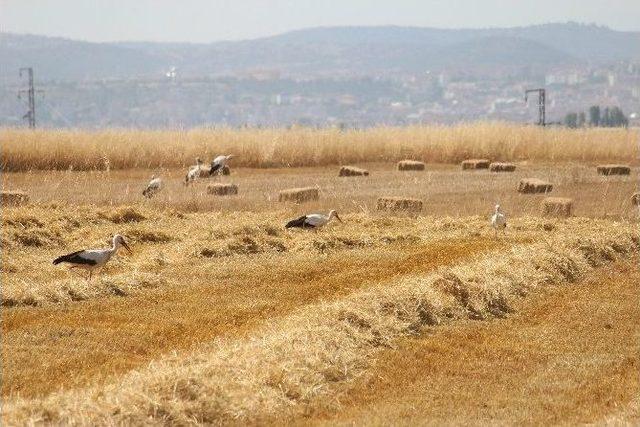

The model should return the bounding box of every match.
[285,215,312,229]
[209,163,222,175]
[53,250,97,265]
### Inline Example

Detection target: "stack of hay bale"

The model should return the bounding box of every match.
[517,178,553,194]
[596,164,630,176]
[377,197,423,213]
[489,162,516,172]
[339,166,369,177]
[542,197,573,217]
[207,183,238,196]
[279,187,319,203]
[397,160,425,171]
[461,159,490,170]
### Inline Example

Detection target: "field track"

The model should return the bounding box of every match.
[302,257,640,425]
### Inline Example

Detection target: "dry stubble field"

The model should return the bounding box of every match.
[1,125,639,425]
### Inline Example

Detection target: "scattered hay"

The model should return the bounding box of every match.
[377,197,423,213]
[461,159,490,170]
[1,191,29,206]
[1,260,18,273]
[106,207,146,223]
[597,164,630,176]
[102,272,167,294]
[12,228,63,247]
[490,162,516,172]
[632,193,640,206]
[126,228,173,243]
[397,160,425,171]
[1,272,169,307]
[5,226,637,425]
[339,166,369,177]
[199,236,287,258]
[3,214,44,228]
[207,183,238,196]
[278,187,319,203]
[517,178,553,194]
[542,197,573,217]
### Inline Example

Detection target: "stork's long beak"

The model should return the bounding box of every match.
[122,241,132,254]
[335,214,343,223]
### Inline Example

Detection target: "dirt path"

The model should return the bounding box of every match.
[301,257,640,426]
[2,238,502,399]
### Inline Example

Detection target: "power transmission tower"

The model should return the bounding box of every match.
[18,67,44,129]
[525,88,546,126]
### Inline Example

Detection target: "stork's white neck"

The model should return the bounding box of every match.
[110,238,121,253]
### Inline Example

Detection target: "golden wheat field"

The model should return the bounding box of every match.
[1,124,640,425]
[2,123,638,171]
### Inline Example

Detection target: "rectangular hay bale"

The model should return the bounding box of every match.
[517,178,553,194]
[278,187,319,203]
[597,164,630,176]
[397,160,426,171]
[1,191,29,206]
[542,197,573,217]
[461,159,490,170]
[377,197,423,213]
[339,166,369,177]
[489,162,516,172]
[207,183,238,196]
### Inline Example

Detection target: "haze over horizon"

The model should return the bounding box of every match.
[2,0,639,43]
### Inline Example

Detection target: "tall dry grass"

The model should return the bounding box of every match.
[1,123,638,171]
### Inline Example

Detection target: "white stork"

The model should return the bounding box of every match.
[185,158,205,185]
[491,204,507,237]
[285,210,343,230]
[53,234,132,281]
[209,155,234,176]
[142,175,163,198]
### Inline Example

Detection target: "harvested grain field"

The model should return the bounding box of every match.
[2,162,638,218]
[1,126,639,424]
[296,256,640,426]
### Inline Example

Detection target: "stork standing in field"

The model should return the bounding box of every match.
[285,210,343,230]
[491,204,507,237]
[142,175,162,198]
[185,158,205,185]
[53,234,132,281]
[209,155,234,176]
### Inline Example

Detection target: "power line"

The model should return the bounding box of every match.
[18,67,44,129]
[525,88,546,127]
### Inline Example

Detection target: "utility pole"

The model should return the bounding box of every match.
[525,88,546,126]
[18,67,43,129]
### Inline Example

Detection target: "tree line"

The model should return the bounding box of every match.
[564,106,628,128]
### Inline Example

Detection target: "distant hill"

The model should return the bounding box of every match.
[0,33,167,82]
[1,23,639,83]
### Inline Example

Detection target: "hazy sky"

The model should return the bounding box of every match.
[1,0,639,43]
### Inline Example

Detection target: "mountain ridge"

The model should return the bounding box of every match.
[1,23,638,83]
